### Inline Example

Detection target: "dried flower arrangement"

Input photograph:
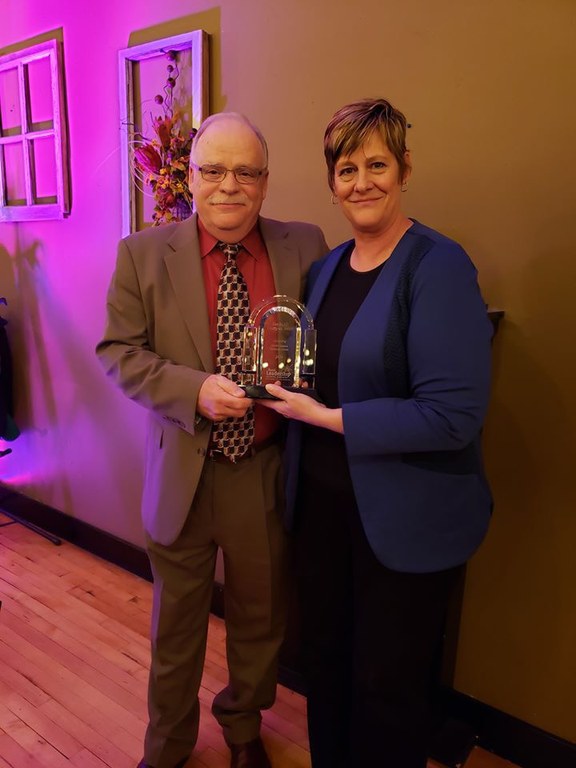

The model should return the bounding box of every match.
[132,51,196,225]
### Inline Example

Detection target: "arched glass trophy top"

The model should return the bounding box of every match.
[241,295,318,400]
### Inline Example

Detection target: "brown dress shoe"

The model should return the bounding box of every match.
[136,759,188,768]
[229,737,271,768]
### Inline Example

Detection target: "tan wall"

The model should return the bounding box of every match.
[1,0,574,744]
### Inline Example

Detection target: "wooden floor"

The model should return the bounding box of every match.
[0,513,518,768]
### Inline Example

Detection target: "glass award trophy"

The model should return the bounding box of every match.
[240,295,319,400]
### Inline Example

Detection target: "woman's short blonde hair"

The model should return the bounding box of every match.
[324,98,410,191]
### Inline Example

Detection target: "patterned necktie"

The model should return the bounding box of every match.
[211,241,255,461]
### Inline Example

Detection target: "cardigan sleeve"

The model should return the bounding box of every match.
[343,240,492,458]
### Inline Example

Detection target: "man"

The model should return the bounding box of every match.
[96,112,327,768]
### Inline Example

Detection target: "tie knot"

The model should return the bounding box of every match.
[217,241,242,260]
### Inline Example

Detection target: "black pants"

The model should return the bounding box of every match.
[296,476,460,768]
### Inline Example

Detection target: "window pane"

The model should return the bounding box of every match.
[0,67,22,134]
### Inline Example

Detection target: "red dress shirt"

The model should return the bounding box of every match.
[198,219,282,446]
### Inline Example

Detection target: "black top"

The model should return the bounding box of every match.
[300,246,386,488]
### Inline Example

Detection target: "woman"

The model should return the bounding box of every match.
[262,99,493,768]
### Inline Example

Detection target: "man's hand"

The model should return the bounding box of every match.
[197,375,253,421]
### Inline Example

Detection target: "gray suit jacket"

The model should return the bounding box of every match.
[97,214,328,544]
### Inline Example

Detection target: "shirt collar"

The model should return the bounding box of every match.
[197,218,265,260]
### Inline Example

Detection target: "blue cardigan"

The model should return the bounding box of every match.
[285,220,493,573]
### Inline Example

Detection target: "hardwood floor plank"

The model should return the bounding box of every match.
[0,584,144,676]
[0,633,146,737]
[0,730,45,768]
[188,745,228,768]
[0,663,52,710]
[3,595,147,691]
[0,567,150,667]
[0,522,520,768]
[0,611,147,715]
[1,694,82,759]
[0,747,15,768]
[68,749,111,768]
[0,594,148,695]
[38,699,136,768]
[0,639,143,754]
[0,709,71,768]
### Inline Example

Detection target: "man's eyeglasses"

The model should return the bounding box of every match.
[192,164,267,185]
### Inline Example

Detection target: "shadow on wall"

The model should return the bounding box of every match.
[0,228,146,534]
[0,233,64,495]
[15,234,58,432]
[0,233,74,515]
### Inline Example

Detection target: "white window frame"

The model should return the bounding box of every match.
[118,30,209,236]
[0,39,70,222]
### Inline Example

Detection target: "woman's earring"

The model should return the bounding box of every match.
[331,194,339,205]
[401,181,408,192]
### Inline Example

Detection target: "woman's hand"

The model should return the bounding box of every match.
[260,384,344,433]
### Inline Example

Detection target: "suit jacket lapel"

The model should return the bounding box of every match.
[161,215,306,373]
[259,217,301,299]
[164,214,214,373]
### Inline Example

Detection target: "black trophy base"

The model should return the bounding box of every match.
[241,384,323,402]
